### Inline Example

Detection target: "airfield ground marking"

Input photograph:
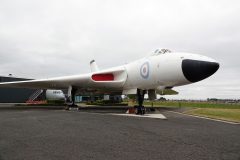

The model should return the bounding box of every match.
[66,109,167,119]
[167,111,240,125]
[110,113,167,119]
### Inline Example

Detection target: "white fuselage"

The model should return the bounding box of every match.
[123,52,218,90]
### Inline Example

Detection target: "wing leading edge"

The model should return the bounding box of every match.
[0,66,128,92]
[0,74,90,89]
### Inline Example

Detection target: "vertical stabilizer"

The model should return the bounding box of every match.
[90,60,100,72]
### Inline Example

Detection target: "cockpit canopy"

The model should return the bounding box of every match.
[151,49,172,56]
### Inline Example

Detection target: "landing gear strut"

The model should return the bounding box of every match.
[65,86,77,110]
[135,89,146,115]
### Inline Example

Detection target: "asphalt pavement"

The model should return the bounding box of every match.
[0,106,239,160]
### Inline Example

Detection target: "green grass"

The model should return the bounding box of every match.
[143,101,240,109]
[185,108,240,123]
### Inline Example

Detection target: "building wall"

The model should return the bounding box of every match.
[0,76,36,103]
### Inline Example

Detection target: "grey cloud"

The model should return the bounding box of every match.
[0,0,239,99]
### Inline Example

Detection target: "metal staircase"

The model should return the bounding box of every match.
[26,89,46,104]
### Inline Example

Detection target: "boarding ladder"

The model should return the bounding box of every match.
[27,89,44,101]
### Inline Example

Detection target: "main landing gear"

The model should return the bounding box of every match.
[134,89,146,115]
[65,86,77,110]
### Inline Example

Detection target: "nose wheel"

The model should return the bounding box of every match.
[135,89,146,115]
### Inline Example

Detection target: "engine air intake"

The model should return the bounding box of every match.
[92,74,114,81]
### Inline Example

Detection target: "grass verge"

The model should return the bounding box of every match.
[185,108,240,123]
[143,101,240,109]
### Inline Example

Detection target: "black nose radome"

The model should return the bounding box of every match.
[182,59,220,83]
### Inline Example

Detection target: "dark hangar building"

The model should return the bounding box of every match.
[0,76,36,103]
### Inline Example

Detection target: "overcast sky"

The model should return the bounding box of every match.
[0,0,239,99]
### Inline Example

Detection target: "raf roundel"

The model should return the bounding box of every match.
[140,62,150,79]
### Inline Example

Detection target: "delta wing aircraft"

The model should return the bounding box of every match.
[0,49,219,114]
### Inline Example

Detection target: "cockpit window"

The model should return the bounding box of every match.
[151,49,172,56]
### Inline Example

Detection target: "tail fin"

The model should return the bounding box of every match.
[90,60,100,72]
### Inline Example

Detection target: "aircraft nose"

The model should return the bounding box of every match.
[182,59,220,82]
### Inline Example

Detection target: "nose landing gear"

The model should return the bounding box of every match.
[135,89,146,115]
